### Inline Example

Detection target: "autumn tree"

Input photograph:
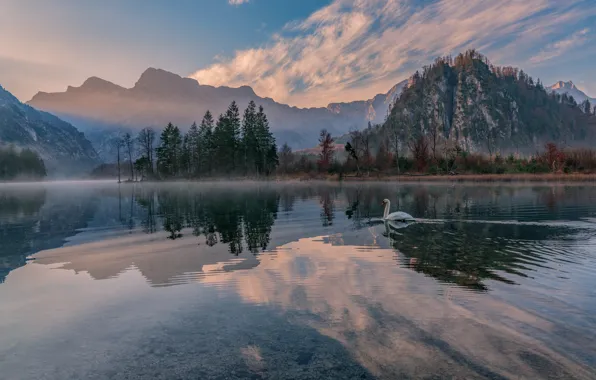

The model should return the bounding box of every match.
[409,135,430,172]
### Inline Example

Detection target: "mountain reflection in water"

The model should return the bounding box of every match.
[1,182,596,379]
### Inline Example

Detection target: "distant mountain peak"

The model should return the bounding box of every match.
[79,77,124,92]
[134,68,199,92]
[550,80,577,90]
[549,80,594,103]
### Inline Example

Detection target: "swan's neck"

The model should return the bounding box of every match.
[383,201,390,219]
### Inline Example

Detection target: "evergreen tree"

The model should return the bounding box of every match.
[255,105,276,175]
[198,110,214,175]
[0,147,46,179]
[582,99,592,115]
[181,133,191,177]
[156,123,182,178]
[225,101,242,172]
[186,122,200,176]
[242,101,258,175]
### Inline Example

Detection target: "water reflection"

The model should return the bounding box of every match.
[2,183,596,291]
[0,186,97,283]
[2,182,596,378]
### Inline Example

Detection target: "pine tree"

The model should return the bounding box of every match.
[225,101,242,172]
[186,122,200,176]
[242,101,258,175]
[212,114,230,173]
[255,105,276,175]
[199,110,214,175]
[582,99,592,115]
[181,133,191,177]
[156,123,182,178]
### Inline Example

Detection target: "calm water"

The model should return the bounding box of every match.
[1,181,596,379]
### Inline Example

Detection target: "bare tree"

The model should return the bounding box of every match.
[408,135,430,172]
[344,129,370,176]
[123,133,134,181]
[137,127,156,175]
[428,118,441,163]
[278,143,294,174]
[318,129,334,172]
[386,110,403,175]
[114,137,123,183]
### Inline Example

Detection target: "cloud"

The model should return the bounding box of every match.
[192,0,594,108]
[530,28,591,64]
[228,0,250,5]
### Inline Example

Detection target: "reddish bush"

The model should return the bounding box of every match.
[541,143,566,172]
[408,136,430,172]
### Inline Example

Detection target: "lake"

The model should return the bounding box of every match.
[1,181,595,379]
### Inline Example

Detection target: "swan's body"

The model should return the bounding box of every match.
[382,199,415,222]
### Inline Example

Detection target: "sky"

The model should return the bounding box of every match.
[1,0,595,107]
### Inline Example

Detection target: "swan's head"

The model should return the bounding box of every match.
[382,199,390,205]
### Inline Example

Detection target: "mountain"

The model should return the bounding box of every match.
[549,81,595,105]
[28,68,404,161]
[0,85,100,175]
[326,80,407,125]
[384,50,596,153]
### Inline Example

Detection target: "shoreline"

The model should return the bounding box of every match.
[4,173,596,186]
[335,173,596,182]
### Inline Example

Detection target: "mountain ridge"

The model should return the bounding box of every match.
[28,68,405,161]
[383,51,596,154]
[0,84,101,175]
[549,80,595,105]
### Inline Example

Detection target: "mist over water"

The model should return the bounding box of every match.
[1,181,596,379]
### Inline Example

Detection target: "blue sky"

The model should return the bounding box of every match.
[1,0,595,107]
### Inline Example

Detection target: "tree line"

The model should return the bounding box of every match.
[0,146,46,180]
[114,100,278,181]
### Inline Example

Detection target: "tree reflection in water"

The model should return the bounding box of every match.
[135,187,280,255]
[342,184,596,291]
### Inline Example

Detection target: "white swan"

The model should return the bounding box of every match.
[382,199,415,222]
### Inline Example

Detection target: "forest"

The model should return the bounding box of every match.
[104,51,596,181]
[110,100,278,181]
[0,146,46,180]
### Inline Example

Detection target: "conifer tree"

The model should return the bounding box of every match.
[198,110,214,175]
[225,101,242,172]
[186,122,200,176]
[156,123,182,178]
[242,101,258,175]
[255,105,276,175]
[212,113,230,173]
[582,99,592,115]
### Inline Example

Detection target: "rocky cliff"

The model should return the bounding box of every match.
[385,51,596,153]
